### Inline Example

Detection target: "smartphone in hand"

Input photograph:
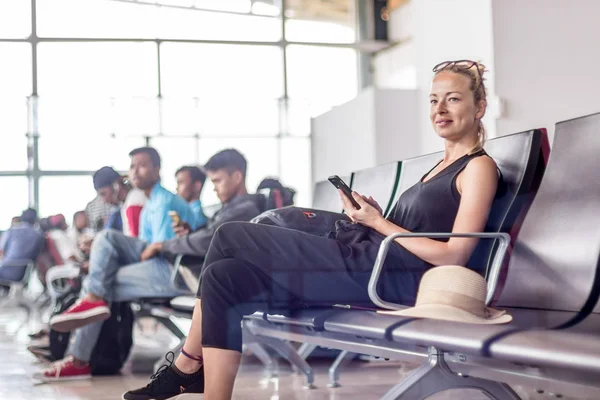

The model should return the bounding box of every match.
[328,175,361,210]
[168,211,181,225]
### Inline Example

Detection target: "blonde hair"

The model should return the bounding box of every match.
[434,62,488,154]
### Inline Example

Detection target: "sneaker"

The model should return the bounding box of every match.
[28,344,54,363]
[50,298,111,332]
[33,356,92,382]
[122,352,204,400]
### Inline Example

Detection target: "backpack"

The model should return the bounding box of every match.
[49,285,81,361]
[89,301,134,375]
[49,281,134,375]
[251,206,350,237]
[257,178,296,211]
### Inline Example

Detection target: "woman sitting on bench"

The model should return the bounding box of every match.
[124,60,499,400]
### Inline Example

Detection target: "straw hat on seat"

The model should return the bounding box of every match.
[378,265,512,324]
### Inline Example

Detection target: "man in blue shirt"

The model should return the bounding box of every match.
[175,165,208,228]
[0,208,43,282]
[39,147,199,382]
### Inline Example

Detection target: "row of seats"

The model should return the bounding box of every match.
[146,113,600,399]
[241,114,600,398]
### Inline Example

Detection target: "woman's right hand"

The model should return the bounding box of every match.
[340,190,385,229]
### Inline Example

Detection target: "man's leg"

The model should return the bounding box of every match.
[50,230,148,332]
[86,229,147,300]
[111,257,181,302]
[67,321,103,364]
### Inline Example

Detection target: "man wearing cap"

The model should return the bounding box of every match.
[36,147,198,382]
[92,166,147,237]
[0,208,43,282]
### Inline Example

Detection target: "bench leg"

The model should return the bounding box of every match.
[152,316,187,340]
[298,343,318,359]
[327,350,355,388]
[381,347,521,400]
[290,343,318,374]
[255,336,316,389]
[246,342,277,377]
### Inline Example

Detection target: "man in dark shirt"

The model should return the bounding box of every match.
[0,209,43,282]
[141,149,263,262]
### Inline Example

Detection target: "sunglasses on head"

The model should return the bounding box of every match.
[433,60,485,91]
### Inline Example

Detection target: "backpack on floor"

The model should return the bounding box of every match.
[48,286,134,375]
[49,285,81,361]
[89,301,134,375]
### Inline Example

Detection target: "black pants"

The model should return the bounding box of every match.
[199,222,422,352]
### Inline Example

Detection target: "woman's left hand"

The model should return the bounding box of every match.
[339,190,386,229]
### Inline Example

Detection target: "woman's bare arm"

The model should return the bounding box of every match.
[343,156,498,266]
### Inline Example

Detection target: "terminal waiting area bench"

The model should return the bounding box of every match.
[156,112,600,399]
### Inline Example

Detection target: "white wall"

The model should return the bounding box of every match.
[311,88,419,182]
[311,87,376,182]
[374,0,496,155]
[374,89,420,164]
[492,0,600,142]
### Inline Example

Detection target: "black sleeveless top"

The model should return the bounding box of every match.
[385,150,489,241]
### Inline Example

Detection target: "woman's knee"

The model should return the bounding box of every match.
[200,259,253,297]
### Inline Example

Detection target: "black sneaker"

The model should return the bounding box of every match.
[122,352,204,400]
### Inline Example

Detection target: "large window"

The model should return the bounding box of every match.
[0,1,31,39]
[0,178,29,231]
[1,0,363,229]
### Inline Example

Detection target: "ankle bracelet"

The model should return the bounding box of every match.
[181,348,203,364]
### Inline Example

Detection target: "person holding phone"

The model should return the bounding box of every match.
[125,60,499,400]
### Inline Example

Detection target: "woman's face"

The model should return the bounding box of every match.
[429,71,485,141]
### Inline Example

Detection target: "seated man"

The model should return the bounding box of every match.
[175,165,208,228]
[141,149,263,267]
[36,147,197,382]
[0,209,43,282]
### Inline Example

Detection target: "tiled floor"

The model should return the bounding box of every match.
[0,305,583,400]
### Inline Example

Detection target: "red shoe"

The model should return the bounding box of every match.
[50,298,111,332]
[33,356,92,382]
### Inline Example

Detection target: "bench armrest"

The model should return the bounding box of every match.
[368,232,511,310]
[170,254,184,287]
[170,254,200,294]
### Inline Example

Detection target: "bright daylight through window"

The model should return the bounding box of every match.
[0,0,361,230]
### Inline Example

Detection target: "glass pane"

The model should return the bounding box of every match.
[38,97,159,138]
[0,178,29,231]
[160,43,283,99]
[198,98,279,137]
[285,0,356,43]
[38,98,112,139]
[0,98,28,171]
[161,97,280,137]
[197,138,279,206]
[36,0,281,41]
[281,137,311,207]
[161,98,199,135]
[150,137,199,195]
[37,42,158,97]
[287,99,311,137]
[38,134,146,171]
[0,1,31,39]
[113,97,160,136]
[286,45,358,117]
[39,176,98,222]
[0,43,32,97]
